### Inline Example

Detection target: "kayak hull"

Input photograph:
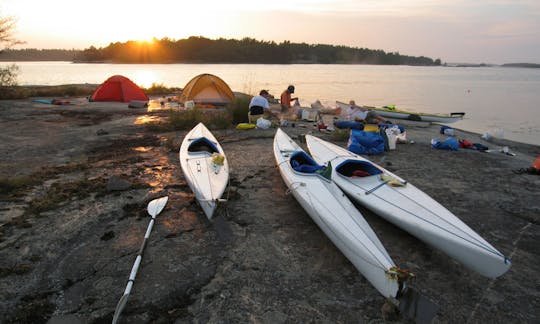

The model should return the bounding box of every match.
[336,101,464,123]
[179,122,229,219]
[305,134,511,278]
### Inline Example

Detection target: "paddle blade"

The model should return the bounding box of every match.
[112,293,130,324]
[147,196,168,217]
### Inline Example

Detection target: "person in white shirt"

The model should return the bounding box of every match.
[248,90,277,123]
[346,100,389,124]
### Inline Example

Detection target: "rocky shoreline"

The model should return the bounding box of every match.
[0,97,539,323]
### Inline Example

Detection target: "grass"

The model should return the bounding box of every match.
[26,177,106,215]
[0,84,99,99]
[0,176,39,196]
[143,83,181,95]
[331,128,351,142]
[146,93,252,132]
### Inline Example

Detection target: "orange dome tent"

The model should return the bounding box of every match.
[179,73,235,106]
[90,75,148,102]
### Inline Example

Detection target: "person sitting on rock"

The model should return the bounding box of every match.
[346,100,390,124]
[248,90,277,123]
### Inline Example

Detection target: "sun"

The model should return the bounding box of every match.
[135,38,157,46]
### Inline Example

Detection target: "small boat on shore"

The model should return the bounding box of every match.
[179,122,229,219]
[273,128,410,300]
[305,134,511,278]
[336,101,465,123]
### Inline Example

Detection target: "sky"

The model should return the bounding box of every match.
[2,0,539,64]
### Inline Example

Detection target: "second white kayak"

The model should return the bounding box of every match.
[305,134,511,278]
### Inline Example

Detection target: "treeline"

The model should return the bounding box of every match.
[2,37,441,65]
[0,49,80,61]
[74,37,441,65]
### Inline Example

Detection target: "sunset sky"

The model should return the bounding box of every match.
[2,0,539,64]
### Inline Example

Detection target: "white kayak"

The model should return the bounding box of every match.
[179,122,229,219]
[273,128,409,300]
[305,134,511,278]
[336,100,465,123]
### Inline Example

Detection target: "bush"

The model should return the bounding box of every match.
[0,175,36,195]
[143,83,181,95]
[145,106,235,132]
[331,128,351,142]
[227,93,251,124]
[0,64,19,87]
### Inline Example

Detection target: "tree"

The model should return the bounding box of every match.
[1,15,24,86]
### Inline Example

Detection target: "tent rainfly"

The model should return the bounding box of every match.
[90,75,149,103]
[179,73,235,106]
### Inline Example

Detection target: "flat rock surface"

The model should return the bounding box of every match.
[0,98,539,323]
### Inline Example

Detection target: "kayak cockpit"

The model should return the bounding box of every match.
[289,151,332,180]
[336,159,382,178]
[188,137,220,155]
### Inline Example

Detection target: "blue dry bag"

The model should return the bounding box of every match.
[348,129,385,155]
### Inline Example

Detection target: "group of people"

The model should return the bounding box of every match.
[248,85,389,125]
[247,85,299,123]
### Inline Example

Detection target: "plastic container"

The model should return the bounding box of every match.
[387,134,397,150]
[185,100,195,110]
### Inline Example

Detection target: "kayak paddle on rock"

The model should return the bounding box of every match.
[112,196,169,324]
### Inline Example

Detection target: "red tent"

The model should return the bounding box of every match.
[90,75,148,102]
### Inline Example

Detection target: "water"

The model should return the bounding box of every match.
[5,61,540,145]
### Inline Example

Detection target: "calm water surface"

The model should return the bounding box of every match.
[6,61,540,145]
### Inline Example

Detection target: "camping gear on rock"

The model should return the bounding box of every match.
[513,155,540,175]
[378,124,406,151]
[363,124,380,133]
[273,128,410,300]
[385,125,407,144]
[305,135,511,278]
[32,99,73,105]
[90,75,149,102]
[431,137,459,151]
[128,100,148,108]
[179,123,229,219]
[178,73,235,107]
[336,101,465,123]
[385,131,397,150]
[440,125,455,136]
[256,117,271,129]
[236,123,256,130]
[348,129,385,155]
[112,196,169,324]
[333,120,365,130]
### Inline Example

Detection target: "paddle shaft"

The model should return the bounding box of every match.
[112,217,155,324]
[112,196,168,324]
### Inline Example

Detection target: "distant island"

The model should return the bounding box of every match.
[2,37,538,67]
[1,36,441,66]
[445,62,540,68]
[501,63,540,68]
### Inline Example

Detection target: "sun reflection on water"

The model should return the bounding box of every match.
[133,70,158,88]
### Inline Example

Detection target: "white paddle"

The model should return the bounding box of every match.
[112,196,169,324]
